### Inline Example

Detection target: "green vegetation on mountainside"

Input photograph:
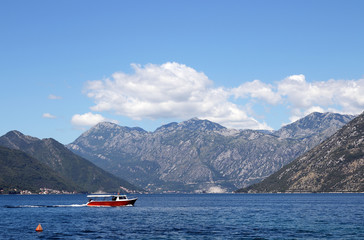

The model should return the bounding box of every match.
[0,146,79,193]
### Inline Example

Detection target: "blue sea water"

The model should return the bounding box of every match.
[0,194,363,239]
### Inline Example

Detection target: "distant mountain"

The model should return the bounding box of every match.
[237,112,364,193]
[274,112,355,150]
[0,146,78,194]
[68,112,354,193]
[0,131,141,193]
[275,112,354,139]
[154,117,226,132]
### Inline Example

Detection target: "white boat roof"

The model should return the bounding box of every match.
[87,194,127,198]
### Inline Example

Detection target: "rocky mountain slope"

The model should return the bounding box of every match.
[68,112,354,193]
[0,146,78,194]
[0,131,140,193]
[237,112,364,193]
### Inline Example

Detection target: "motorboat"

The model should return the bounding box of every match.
[86,194,137,207]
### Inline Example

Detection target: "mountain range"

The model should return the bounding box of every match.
[0,131,141,193]
[237,111,364,193]
[67,112,355,193]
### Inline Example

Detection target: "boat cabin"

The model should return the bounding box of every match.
[112,195,127,201]
[87,194,128,202]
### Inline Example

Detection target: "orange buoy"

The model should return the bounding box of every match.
[35,223,43,232]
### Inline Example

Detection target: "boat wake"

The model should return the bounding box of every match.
[4,204,87,208]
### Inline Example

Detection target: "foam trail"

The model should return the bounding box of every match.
[4,204,87,208]
[54,204,87,207]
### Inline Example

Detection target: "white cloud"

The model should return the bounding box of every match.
[232,74,364,123]
[85,62,270,130]
[42,113,57,119]
[71,112,118,127]
[83,62,364,130]
[232,80,281,105]
[48,94,62,100]
[277,75,364,121]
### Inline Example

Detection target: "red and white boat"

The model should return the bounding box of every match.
[86,194,137,207]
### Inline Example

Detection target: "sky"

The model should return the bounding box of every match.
[1,0,364,144]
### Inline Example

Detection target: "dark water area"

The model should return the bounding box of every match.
[0,193,363,239]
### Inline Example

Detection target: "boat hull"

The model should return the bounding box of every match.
[87,198,137,207]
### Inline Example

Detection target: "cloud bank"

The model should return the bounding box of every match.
[84,62,269,129]
[81,62,364,129]
[277,74,364,122]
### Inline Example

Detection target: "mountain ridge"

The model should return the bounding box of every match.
[0,131,141,193]
[275,112,355,139]
[237,111,364,193]
[68,112,355,193]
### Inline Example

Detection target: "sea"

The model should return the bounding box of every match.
[0,193,363,239]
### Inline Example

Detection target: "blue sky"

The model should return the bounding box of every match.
[1,0,364,144]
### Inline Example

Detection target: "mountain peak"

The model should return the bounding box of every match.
[275,112,355,139]
[155,118,225,133]
[5,130,38,141]
[0,130,40,150]
[178,118,226,131]
[92,122,147,133]
[94,122,121,130]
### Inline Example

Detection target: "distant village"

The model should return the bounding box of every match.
[1,188,78,195]
[1,186,139,195]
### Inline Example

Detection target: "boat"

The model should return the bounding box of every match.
[86,194,137,207]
